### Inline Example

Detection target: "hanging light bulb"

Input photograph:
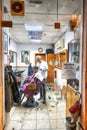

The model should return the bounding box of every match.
[69,14,79,31]
[71,14,78,26]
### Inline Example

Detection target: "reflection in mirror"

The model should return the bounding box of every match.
[9,50,17,69]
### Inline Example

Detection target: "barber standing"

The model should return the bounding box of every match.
[36,55,48,104]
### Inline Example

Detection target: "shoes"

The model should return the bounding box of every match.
[42,101,46,104]
[38,97,42,101]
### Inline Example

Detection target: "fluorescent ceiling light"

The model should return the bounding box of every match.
[25,24,44,31]
[30,39,41,43]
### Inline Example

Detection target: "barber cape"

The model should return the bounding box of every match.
[34,71,44,81]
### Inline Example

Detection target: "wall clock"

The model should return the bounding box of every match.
[38,48,43,52]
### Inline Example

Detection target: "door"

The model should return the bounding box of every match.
[47,54,55,83]
[35,53,46,64]
[35,53,55,83]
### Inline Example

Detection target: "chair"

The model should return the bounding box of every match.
[21,83,39,107]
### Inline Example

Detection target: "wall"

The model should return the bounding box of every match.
[9,38,17,52]
[55,31,74,53]
[16,43,52,78]
[54,31,74,88]
[3,28,9,65]
[17,43,52,66]
[64,31,74,49]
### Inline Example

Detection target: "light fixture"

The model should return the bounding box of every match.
[25,24,43,41]
[25,24,44,31]
[54,0,61,29]
[30,39,41,43]
[29,0,42,8]
[69,14,80,31]
[71,14,78,25]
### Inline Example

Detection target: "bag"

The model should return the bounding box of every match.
[69,101,80,121]
[6,66,21,103]
[5,66,14,112]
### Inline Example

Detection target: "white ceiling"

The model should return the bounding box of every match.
[3,0,81,44]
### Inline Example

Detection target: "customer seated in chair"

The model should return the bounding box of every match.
[20,66,45,107]
[20,65,44,97]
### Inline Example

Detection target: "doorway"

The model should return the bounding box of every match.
[1,0,86,130]
[35,53,46,64]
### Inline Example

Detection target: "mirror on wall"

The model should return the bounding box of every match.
[9,50,17,69]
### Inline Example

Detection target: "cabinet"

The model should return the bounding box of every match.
[47,54,55,83]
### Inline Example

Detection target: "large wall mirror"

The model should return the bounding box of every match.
[9,50,17,69]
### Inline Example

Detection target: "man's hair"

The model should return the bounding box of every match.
[32,65,38,70]
[36,55,41,60]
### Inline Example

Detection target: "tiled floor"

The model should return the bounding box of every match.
[5,87,66,130]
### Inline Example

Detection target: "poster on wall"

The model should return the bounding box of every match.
[9,51,14,63]
[21,50,30,63]
[62,62,76,79]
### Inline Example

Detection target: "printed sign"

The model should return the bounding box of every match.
[62,62,76,79]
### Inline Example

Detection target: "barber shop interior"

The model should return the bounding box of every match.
[0,0,87,130]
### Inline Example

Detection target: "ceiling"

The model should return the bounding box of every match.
[3,0,81,44]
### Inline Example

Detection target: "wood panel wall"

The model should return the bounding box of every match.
[81,0,87,129]
[0,0,3,129]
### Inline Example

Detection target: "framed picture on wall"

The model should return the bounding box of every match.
[4,33,8,54]
[21,50,30,63]
[9,51,14,63]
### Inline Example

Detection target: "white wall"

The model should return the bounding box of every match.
[17,43,52,66]
[55,31,74,53]
[65,31,74,49]
[9,39,17,52]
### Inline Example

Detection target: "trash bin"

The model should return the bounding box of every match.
[66,117,76,130]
